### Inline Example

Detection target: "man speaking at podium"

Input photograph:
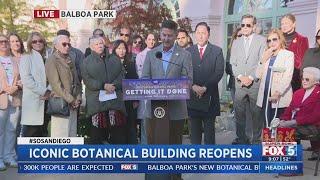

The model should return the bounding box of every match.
[142,19,193,180]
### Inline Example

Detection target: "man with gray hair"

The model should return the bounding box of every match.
[57,29,85,82]
[45,34,82,137]
[230,14,266,144]
[279,67,320,160]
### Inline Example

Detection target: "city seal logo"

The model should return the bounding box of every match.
[154,107,165,119]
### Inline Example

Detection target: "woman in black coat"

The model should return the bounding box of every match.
[82,37,126,144]
[112,40,139,144]
[302,29,320,70]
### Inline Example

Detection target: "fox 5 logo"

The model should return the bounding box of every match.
[262,145,297,156]
[121,164,138,170]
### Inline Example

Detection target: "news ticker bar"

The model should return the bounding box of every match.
[17,145,302,162]
[18,162,303,174]
[33,10,116,19]
[17,137,84,145]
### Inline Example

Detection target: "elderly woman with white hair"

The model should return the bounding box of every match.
[45,35,82,137]
[81,36,126,144]
[279,67,320,160]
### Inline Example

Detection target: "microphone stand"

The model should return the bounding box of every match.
[155,54,190,80]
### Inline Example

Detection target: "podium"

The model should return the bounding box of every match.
[122,78,190,144]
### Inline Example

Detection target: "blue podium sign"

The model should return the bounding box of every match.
[122,79,190,100]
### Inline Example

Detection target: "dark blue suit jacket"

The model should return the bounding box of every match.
[187,43,224,117]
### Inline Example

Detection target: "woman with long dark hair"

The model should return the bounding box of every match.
[8,33,25,65]
[112,40,139,144]
[8,33,24,138]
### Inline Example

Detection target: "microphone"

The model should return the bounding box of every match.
[155,51,189,79]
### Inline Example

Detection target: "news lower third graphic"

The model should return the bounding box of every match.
[17,138,303,174]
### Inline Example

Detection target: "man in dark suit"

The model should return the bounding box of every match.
[142,19,193,180]
[187,22,224,144]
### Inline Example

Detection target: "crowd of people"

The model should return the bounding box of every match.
[0,13,319,177]
[227,14,320,163]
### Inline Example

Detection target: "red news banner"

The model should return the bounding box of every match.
[34,10,116,19]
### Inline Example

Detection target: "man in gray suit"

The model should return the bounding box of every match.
[230,14,266,144]
[142,19,192,180]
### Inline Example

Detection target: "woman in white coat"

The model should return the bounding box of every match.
[20,32,51,137]
[256,28,294,125]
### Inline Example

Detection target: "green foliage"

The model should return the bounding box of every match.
[77,108,91,141]
[0,0,57,41]
[94,0,174,36]
[177,17,192,33]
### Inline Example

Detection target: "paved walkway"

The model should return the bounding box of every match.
[1,131,319,180]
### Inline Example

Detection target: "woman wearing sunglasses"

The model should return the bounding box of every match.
[0,34,21,170]
[256,28,294,124]
[281,14,309,92]
[19,32,51,137]
[302,29,320,70]
[131,35,143,56]
[278,67,320,161]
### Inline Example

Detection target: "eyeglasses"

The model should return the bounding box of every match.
[134,41,142,44]
[0,40,8,44]
[316,36,320,40]
[120,33,130,37]
[32,40,44,44]
[62,42,71,47]
[302,78,310,82]
[241,24,252,28]
[267,38,279,43]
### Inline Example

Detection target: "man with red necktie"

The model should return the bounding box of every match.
[187,22,224,145]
